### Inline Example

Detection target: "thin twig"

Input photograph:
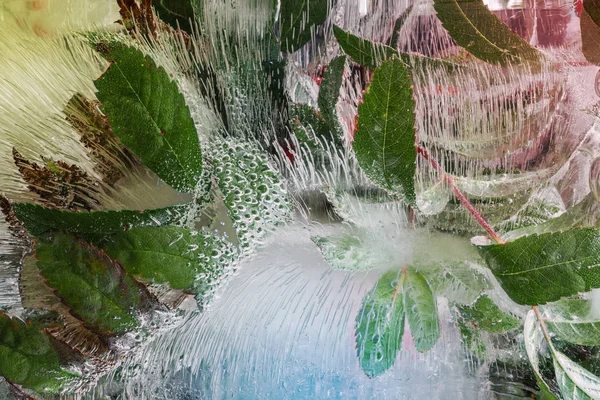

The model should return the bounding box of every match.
[416,145,505,244]
[5,380,36,400]
[532,305,554,347]
[392,265,408,303]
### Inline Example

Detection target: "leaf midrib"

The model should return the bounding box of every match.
[496,254,600,277]
[283,0,308,42]
[448,0,508,56]
[381,67,393,188]
[112,61,191,187]
[43,260,135,325]
[404,276,434,327]
[114,247,199,264]
[157,0,187,18]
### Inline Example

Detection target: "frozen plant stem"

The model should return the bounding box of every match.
[416,146,505,245]
[6,380,35,400]
[392,265,409,302]
[532,305,553,345]
[532,305,557,358]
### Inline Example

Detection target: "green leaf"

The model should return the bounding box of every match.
[317,55,346,139]
[355,269,405,378]
[524,311,559,400]
[581,7,600,65]
[13,202,188,241]
[388,5,414,48]
[454,309,487,358]
[312,233,371,271]
[548,320,600,347]
[433,0,540,65]
[280,0,329,52]
[403,269,440,352]
[333,25,398,69]
[103,226,233,293]
[476,228,600,305]
[503,193,600,242]
[545,300,600,346]
[35,233,156,335]
[94,42,202,193]
[152,0,196,33]
[333,26,460,72]
[496,194,564,237]
[546,299,592,319]
[353,58,416,203]
[553,350,600,399]
[457,295,519,333]
[0,314,74,394]
[421,262,491,305]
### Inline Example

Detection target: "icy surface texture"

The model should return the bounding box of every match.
[2,0,600,399]
[92,225,491,400]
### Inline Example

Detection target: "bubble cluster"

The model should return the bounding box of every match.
[209,138,292,250]
[191,231,239,307]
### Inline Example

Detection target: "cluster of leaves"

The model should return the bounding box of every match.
[102,0,600,396]
[3,0,600,396]
[355,260,521,377]
[0,9,289,395]
[0,41,204,395]
[356,267,439,377]
[297,0,600,397]
[1,0,343,394]
[0,0,334,394]
[307,0,532,378]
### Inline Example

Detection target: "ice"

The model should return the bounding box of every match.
[94,224,489,399]
[0,224,24,314]
[1,0,600,398]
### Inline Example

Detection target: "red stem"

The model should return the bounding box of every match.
[416,146,505,245]
[6,380,35,400]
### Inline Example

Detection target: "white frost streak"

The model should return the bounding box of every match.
[0,2,118,198]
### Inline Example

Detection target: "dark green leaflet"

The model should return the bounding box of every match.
[280,0,329,52]
[0,314,75,394]
[433,0,540,65]
[95,42,203,193]
[333,25,397,69]
[13,202,188,242]
[152,0,196,33]
[353,59,417,203]
[457,295,519,333]
[104,226,231,293]
[477,228,600,305]
[35,233,156,335]
[317,55,346,139]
